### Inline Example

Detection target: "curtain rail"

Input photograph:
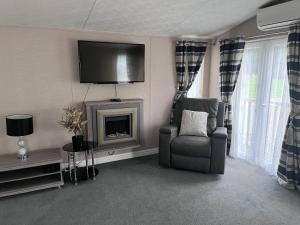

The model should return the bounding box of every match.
[177,31,289,45]
[246,35,288,43]
[246,31,288,41]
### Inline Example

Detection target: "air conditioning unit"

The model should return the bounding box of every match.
[257,0,300,31]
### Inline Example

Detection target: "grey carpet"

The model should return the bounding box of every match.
[0,155,299,225]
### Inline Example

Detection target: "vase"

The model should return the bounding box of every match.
[72,135,84,151]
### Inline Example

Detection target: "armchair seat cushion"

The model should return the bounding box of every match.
[171,136,211,158]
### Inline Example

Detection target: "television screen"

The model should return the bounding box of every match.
[78,41,145,84]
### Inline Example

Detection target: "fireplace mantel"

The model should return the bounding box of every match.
[85,99,143,150]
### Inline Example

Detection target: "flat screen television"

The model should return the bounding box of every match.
[78,41,145,84]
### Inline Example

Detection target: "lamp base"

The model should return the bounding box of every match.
[18,151,28,160]
[17,137,28,161]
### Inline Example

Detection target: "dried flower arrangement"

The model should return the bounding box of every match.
[58,106,87,136]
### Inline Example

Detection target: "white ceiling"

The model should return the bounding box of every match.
[0,0,271,37]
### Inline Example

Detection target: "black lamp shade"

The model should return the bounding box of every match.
[6,114,33,137]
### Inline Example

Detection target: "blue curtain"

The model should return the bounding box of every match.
[170,41,207,123]
[278,25,300,191]
[219,37,245,154]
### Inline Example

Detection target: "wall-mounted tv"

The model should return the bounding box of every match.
[78,41,145,84]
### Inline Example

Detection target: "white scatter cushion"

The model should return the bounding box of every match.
[179,110,208,137]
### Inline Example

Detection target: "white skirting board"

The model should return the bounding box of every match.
[62,147,158,169]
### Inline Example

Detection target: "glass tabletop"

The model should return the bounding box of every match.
[62,141,96,152]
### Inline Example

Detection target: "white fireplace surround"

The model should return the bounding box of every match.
[97,107,138,146]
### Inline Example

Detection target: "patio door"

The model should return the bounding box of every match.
[230,38,290,175]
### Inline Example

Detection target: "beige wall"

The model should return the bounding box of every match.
[1,17,277,155]
[207,17,288,99]
[0,26,176,155]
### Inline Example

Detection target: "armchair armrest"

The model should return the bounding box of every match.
[159,125,178,167]
[210,127,227,174]
[160,125,178,135]
[211,127,227,139]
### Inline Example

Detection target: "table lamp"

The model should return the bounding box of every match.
[6,114,33,160]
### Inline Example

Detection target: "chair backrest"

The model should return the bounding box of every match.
[173,98,224,134]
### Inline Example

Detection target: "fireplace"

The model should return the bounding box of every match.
[97,107,137,146]
[105,115,131,139]
[85,99,143,149]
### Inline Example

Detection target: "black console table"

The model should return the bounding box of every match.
[63,141,97,185]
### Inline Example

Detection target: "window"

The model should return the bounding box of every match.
[231,38,290,175]
[187,60,205,98]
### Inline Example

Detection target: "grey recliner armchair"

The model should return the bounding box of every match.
[159,98,227,174]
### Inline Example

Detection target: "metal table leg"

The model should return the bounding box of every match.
[91,149,96,180]
[85,150,89,179]
[68,152,72,181]
[73,152,77,185]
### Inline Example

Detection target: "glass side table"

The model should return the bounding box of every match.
[62,141,97,185]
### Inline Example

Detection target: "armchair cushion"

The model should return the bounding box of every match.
[173,98,219,135]
[171,136,211,158]
[179,110,208,137]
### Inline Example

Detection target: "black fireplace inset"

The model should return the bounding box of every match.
[104,114,132,139]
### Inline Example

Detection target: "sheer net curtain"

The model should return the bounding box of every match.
[231,38,290,175]
[187,61,204,98]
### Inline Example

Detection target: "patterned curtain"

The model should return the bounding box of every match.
[219,37,246,154]
[277,25,300,191]
[170,40,207,123]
